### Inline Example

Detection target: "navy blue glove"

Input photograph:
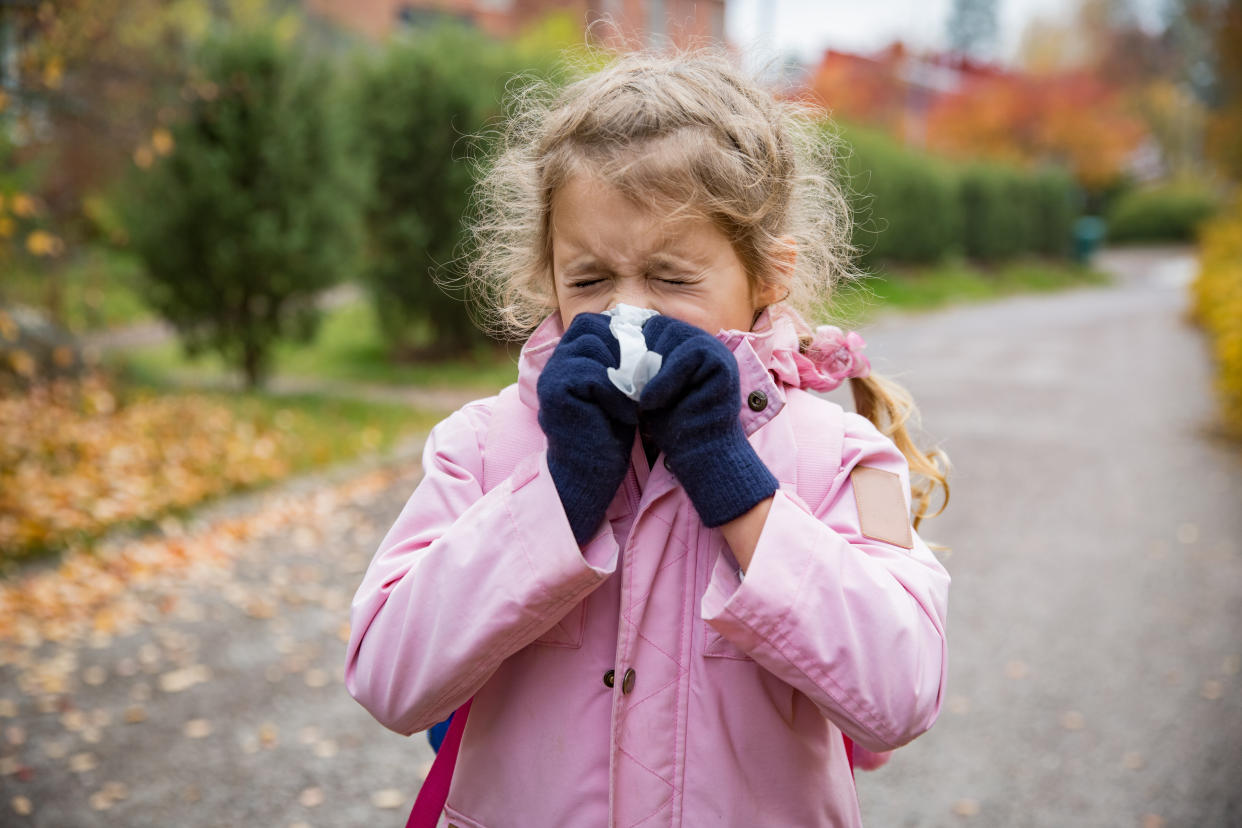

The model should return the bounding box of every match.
[537,313,639,545]
[638,315,779,527]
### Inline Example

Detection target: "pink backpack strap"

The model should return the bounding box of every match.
[407,385,540,827]
[785,387,844,511]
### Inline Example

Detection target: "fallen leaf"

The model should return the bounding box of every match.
[1060,711,1085,731]
[82,665,107,686]
[313,739,338,759]
[371,788,406,809]
[11,795,33,815]
[69,752,98,773]
[5,725,25,746]
[1201,680,1223,700]
[952,798,980,817]
[0,699,16,717]
[298,787,324,808]
[1122,751,1145,770]
[159,664,211,694]
[1004,660,1029,680]
[124,705,147,724]
[42,739,69,759]
[183,719,212,738]
[304,669,328,688]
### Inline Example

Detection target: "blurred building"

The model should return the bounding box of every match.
[808,42,1008,145]
[302,0,727,50]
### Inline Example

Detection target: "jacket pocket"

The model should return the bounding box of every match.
[697,528,754,661]
[532,600,586,648]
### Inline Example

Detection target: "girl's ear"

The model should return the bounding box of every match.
[753,235,796,308]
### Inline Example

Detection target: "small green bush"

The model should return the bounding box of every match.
[1106,178,1222,244]
[348,24,560,356]
[119,22,365,389]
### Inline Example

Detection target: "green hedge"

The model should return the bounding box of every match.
[838,124,1079,265]
[1106,178,1222,244]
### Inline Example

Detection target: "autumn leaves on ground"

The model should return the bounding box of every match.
[0,424,436,824]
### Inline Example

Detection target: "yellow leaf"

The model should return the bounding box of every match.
[151,128,174,156]
[11,193,36,218]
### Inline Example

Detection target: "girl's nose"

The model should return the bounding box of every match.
[609,284,654,313]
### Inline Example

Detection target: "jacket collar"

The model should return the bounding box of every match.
[516,307,815,437]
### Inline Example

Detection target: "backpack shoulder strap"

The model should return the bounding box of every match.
[784,387,845,509]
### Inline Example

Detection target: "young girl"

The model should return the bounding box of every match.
[344,47,952,827]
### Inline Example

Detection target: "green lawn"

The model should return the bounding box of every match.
[820,255,1113,329]
[3,247,153,334]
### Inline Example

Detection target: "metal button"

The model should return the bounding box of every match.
[603,669,614,688]
[663,456,673,471]
[621,668,636,694]
[747,390,768,412]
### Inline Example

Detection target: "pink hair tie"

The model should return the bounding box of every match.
[795,325,871,392]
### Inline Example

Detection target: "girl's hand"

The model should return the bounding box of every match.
[638,315,779,527]
[537,313,640,545]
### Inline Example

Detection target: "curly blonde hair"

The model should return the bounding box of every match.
[456,44,951,535]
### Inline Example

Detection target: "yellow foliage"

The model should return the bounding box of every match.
[151,127,174,156]
[1190,195,1242,437]
[24,230,64,257]
[10,193,38,218]
[0,373,307,559]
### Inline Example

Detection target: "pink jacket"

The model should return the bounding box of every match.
[344,309,951,827]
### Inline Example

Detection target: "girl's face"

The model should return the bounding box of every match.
[550,173,788,335]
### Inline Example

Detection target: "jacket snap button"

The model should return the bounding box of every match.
[621,667,636,694]
[747,390,768,412]
[603,669,614,688]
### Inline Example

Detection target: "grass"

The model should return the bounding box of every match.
[108,298,522,392]
[819,255,1113,329]
[2,247,153,334]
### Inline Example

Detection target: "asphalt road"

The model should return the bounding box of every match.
[847,246,1242,827]
[1,246,1238,827]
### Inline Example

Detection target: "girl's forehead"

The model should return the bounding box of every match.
[550,174,713,257]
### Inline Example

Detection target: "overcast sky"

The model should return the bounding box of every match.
[724,0,1166,67]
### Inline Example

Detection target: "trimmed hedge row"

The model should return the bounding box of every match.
[1105,178,1222,244]
[839,124,1079,265]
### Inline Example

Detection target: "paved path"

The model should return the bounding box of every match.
[847,246,1242,827]
[2,246,1239,826]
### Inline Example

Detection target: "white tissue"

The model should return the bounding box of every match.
[603,303,663,401]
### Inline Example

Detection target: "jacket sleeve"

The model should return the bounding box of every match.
[343,398,620,737]
[699,410,950,753]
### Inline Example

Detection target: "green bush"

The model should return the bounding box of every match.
[1029,167,1079,257]
[840,125,962,265]
[119,21,365,389]
[959,162,1037,262]
[837,124,1078,266]
[348,24,559,356]
[1106,178,1223,244]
